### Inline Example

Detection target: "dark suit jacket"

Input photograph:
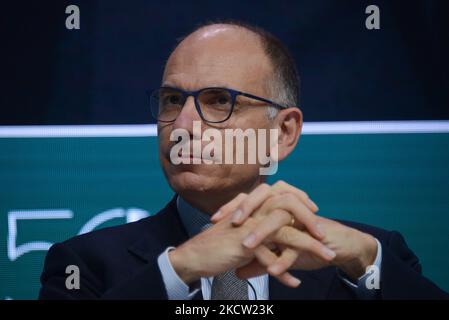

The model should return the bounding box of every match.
[39,196,449,299]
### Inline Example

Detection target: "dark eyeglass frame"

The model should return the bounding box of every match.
[148,86,289,123]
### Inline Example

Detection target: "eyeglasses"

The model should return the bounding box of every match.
[148,86,288,123]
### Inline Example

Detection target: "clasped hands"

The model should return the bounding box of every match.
[169,181,378,288]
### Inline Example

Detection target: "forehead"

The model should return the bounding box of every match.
[163,26,272,94]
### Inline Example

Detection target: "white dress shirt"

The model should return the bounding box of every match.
[157,196,382,300]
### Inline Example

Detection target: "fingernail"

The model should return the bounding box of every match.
[322,246,336,259]
[308,198,319,211]
[316,223,325,238]
[290,278,301,287]
[232,209,243,223]
[211,210,222,220]
[243,233,257,248]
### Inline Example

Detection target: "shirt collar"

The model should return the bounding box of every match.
[176,195,212,237]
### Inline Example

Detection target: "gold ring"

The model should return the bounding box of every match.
[290,216,295,227]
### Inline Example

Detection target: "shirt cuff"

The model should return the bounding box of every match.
[338,238,382,298]
[157,246,200,300]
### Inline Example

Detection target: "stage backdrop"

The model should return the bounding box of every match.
[1,128,448,299]
[2,0,449,300]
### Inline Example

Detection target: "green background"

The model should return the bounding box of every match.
[1,133,448,299]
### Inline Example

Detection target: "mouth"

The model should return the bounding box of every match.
[165,151,203,164]
[165,145,216,162]
[179,154,202,161]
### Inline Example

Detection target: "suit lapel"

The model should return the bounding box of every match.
[127,196,189,262]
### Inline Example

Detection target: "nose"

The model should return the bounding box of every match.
[172,95,202,138]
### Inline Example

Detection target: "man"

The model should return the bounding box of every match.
[39,21,448,299]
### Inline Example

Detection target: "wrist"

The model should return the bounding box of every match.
[337,232,377,281]
[168,245,201,285]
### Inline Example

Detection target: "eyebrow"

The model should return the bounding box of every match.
[235,95,270,106]
[161,82,235,90]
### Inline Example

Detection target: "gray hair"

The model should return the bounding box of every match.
[266,66,299,119]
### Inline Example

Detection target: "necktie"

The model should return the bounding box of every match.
[210,269,249,300]
[200,223,249,300]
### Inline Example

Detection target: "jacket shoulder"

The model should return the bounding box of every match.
[57,199,178,254]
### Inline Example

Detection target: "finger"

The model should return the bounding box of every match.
[267,248,299,276]
[235,260,267,279]
[272,180,319,212]
[236,254,296,285]
[242,209,291,249]
[254,245,301,288]
[232,182,319,226]
[262,193,324,239]
[231,183,272,225]
[211,192,247,222]
[273,226,336,262]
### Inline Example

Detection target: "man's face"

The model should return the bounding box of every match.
[158,25,275,212]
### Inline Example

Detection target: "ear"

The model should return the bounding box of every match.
[274,107,302,162]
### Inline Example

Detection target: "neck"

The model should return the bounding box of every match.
[178,178,265,215]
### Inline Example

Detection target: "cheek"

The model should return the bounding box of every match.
[157,127,173,154]
[229,115,272,156]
